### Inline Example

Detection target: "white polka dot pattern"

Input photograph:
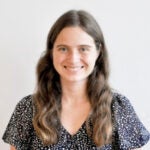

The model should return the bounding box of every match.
[2,93,150,149]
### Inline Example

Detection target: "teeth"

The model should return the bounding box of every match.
[64,66,84,70]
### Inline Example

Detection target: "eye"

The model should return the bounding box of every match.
[80,47,88,52]
[59,47,67,52]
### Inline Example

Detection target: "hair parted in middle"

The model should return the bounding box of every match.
[33,9,113,147]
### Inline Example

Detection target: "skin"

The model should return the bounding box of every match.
[10,26,141,150]
[10,146,15,150]
[53,26,99,135]
[53,26,100,84]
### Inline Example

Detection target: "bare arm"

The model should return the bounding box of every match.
[10,145,16,150]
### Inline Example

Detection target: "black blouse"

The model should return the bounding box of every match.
[2,92,150,150]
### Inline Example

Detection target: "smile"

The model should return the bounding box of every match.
[64,66,84,71]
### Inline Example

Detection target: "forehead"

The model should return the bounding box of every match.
[54,27,95,46]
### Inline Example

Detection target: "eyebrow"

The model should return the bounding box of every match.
[55,44,93,48]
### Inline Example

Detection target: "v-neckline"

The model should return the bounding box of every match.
[61,121,86,137]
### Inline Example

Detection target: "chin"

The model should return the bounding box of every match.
[61,76,87,83]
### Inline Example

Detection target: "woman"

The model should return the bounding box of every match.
[3,10,150,150]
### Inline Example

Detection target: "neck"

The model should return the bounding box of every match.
[61,79,89,104]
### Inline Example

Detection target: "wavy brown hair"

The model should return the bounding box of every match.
[33,10,113,146]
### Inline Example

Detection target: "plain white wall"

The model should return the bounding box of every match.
[0,0,150,149]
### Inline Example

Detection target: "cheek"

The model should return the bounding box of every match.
[93,52,99,63]
[53,54,65,66]
[53,51,60,62]
[52,53,59,67]
[87,53,99,64]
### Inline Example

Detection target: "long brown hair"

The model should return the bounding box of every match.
[33,10,113,146]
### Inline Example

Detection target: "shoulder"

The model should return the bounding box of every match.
[16,94,33,107]
[111,91,134,113]
[111,91,139,124]
[112,91,130,105]
[2,95,35,148]
[111,90,150,149]
[14,95,33,117]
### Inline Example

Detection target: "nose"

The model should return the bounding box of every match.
[68,49,80,63]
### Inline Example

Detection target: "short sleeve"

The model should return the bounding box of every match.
[112,92,150,149]
[2,95,33,150]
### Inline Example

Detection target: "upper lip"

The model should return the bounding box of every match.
[64,66,83,68]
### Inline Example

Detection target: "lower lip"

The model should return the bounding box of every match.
[64,66,83,72]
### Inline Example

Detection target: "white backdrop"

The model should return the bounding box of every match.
[0,0,150,149]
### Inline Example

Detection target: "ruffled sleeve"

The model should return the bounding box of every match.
[2,95,33,150]
[112,92,150,149]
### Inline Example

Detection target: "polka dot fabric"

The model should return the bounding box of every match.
[2,92,150,149]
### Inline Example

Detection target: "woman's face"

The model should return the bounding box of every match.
[52,26,99,84]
